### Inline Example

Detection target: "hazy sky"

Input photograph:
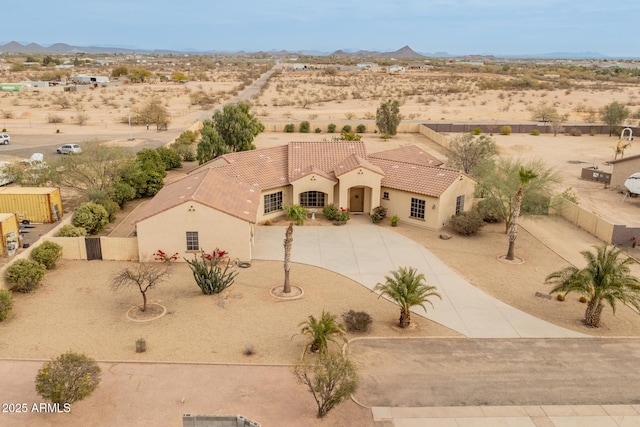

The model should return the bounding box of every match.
[3,1,640,57]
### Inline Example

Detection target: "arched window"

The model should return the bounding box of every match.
[299,191,326,208]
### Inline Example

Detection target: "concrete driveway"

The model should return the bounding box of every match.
[252,216,584,338]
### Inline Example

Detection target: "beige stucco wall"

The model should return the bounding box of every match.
[610,160,640,191]
[136,201,252,262]
[336,168,383,213]
[436,175,477,228]
[291,175,336,206]
[256,185,293,223]
[378,175,475,230]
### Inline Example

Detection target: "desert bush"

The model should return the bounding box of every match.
[284,123,295,133]
[299,121,310,133]
[345,112,355,120]
[560,187,579,204]
[471,127,482,135]
[476,199,504,223]
[499,125,512,135]
[35,352,101,405]
[6,259,46,293]
[568,128,582,136]
[31,241,63,270]
[56,224,87,237]
[556,294,565,301]
[341,124,352,133]
[327,123,337,133]
[530,129,540,136]
[185,250,238,295]
[314,127,322,133]
[72,202,109,235]
[0,289,13,321]
[135,338,146,353]
[356,124,366,133]
[323,204,339,221]
[47,113,64,124]
[370,206,388,223]
[579,296,588,303]
[293,352,358,418]
[342,310,372,332]
[449,210,485,236]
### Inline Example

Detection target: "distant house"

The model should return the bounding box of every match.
[388,65,406,73]
[132,142,475,262]
[71,75,109,84]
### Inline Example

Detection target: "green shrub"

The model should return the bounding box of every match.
[284,204,309,225]
[87,189,120,222]
[56,224,87,237]
[72,202,109,235]
[370,206,388,223]
[0,289,13,321]
[556,294,565,302]
[579,296,588,303]
[6,259,46,293]
[471,127,482,135]
[356,124,366,133]
[31,241,63,270]
[35,352,101,405]
[499,125,512,135]
[327,123,336,133]
[449,210,485,236]
[155,146,182,169]
[476,199,504,223]
[299,121,310,133]
[111,181,137,206]
[284,123,295,133]
[342,310,372,332]
[322,204,340,221]
[530,129,540,136]
[341,124,352,133]
[314,127,322,133]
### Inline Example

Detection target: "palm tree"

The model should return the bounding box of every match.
[506,167,538,260]
[545,244,640,327]
[283,222,293,293]
[374,266,441,328]
[299,311,346,357]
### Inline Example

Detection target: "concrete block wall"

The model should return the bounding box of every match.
[182,414,260,427]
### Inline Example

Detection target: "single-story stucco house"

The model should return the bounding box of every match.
[131,141,475,262]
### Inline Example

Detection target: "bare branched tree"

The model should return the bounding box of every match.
[112,263,170,312]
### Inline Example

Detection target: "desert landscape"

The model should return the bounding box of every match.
[2,53,640,425]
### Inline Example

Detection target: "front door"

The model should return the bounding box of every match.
[350,188,365,212]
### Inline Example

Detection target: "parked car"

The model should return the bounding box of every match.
[56,144,82,154]
[0,134,10,145]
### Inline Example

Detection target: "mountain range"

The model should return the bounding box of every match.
[0,41,608,59]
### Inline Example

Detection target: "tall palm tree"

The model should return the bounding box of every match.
[374,266,441,328]
[545,244,640,327]
[283,222,293,293]
[506,167,538,260]
[299,311,347,357]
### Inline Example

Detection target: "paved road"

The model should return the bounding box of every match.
[351,337,640,407]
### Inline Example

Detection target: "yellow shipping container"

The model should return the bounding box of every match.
[0,213,19,256]
[0,187,63,223]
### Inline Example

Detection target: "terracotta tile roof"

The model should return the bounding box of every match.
[192,145,289,190]
[368,145,444,167]
[132,168,260,224]
[334,154,385,177]
[288,141,367,181]
[294,165,337,183]
[369,157,462,197]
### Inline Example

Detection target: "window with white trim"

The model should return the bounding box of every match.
[264,191,283,214]
[300,191,326,207]
[186,231,199,251]
[455,195,465,215]
[410,198,425,219]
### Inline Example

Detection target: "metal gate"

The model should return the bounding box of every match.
[85,237,103,260]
